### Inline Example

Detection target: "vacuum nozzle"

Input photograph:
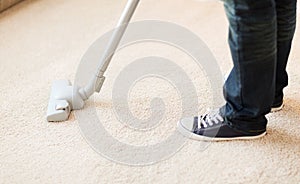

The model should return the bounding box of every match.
[46,0,140,122]
[46,80,85,122]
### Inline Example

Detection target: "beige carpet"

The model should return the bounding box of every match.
[1,0,300,183]
[0,0,23,12]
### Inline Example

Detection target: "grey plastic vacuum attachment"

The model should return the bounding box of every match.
[46,0,140,122]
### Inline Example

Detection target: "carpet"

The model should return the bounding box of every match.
[0,0,300,183]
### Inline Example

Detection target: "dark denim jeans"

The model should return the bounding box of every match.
[222,0,297,133]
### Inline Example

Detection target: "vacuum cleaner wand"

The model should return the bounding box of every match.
[46,0,140,122]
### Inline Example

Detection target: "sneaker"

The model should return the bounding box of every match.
[271,93,284,112]
[177,109,266,141]
[271,102,284,113]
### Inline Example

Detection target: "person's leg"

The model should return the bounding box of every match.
[177,0,278,140]
[273,0,297,107]
[222,0,277,133]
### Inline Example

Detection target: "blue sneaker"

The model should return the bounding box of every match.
[177,109,266,141]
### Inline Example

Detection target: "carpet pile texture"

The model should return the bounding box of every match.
[0,0,299,183]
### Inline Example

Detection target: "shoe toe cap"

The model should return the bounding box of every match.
[179,117,195,131]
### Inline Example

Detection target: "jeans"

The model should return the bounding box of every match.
[222,0,297,133]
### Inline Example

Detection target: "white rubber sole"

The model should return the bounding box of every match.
[177,121,267,142]
[271,103,284,113]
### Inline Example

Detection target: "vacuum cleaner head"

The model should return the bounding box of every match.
[46,80,85,122]
[46,0,140,122]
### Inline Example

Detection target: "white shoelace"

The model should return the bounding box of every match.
[197,109,224,128]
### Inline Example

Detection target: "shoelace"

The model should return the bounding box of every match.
[197,109,224,128]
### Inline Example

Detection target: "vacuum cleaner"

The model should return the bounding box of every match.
[46,0,140,122]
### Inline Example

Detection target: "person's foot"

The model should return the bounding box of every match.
[271,102,284,112]
[177,109,266,141]
[272,92,284,112]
